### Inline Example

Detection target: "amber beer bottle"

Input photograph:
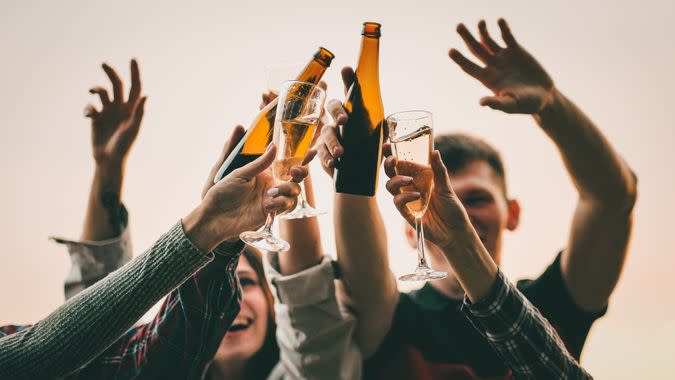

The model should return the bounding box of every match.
[334,22,384,196]
[214,47,334,181]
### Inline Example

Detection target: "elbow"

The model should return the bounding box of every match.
[618,167,638,214]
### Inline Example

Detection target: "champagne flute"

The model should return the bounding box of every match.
[240,80,326,251]
[265,63,326,219]
[388,111,447,281]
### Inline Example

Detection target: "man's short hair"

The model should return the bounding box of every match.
[435,133,508,194]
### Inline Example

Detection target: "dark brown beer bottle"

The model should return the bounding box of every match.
[215,47,334,181]
[334,22,384,196]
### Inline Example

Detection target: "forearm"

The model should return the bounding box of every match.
[535,89,637,208]
[0,222,213,380]
[81,163,125,241]
[463,271,593,379]
[334,194,397,357]
[441,229,499,303]
[279,174,323,275]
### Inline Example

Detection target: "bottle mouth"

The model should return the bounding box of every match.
[362,22,381,37]
[314,47,335,66]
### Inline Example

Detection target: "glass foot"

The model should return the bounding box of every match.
[399,266,447,282]
[240,229,290,252]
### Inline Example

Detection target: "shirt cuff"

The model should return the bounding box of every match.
[264,252,336,308]
[212,240,245,259]
[461,269,524,340]
[51,205,133,299]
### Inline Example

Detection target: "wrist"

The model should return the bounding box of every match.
[95,161,124,182]
[534,87,562,122]
[182,205,227,253]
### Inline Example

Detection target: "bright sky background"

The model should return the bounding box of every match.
[1,0,674,378]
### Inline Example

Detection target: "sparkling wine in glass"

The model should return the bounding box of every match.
[388,111,447,281]
[239,80,326,251]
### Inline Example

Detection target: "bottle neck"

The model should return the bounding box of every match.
[355,36,380,81]
[296,59,328,84]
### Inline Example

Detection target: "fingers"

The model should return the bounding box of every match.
[269,181,301,198]
[202,125,247,198]
[318,80,328,91]
[129,96,147,129]
[264,181,301,214]
[263,195,296,215]
[385,175,413,195]
[383,154,397,178]
[301,148,317,166]
[448,49,484,80]
[382,142,392,157]
[128,59,142,105]
[89,86,111,106]
[498,18,518,47]
[318,124,343,169]
[340,66,356,94]
[456,23,493,64]
[392,193,417,224]
[430,150,453,194]
[232,144,276,181]
[327,99,348,125]
[84,104,99,118]
[478,20,502,54]
[217,125,247,168]
[479,95,519,113]
[102,63,124,104]
[259,91,277,110]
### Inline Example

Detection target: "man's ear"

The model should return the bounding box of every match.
[404,222,417,248]
[506,198,520,231]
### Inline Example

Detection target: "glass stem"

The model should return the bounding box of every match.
[415,216,429,269]
[262,212,276,234]
[297,181,308,208]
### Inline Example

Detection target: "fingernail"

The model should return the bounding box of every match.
[267,188,279,197]
[403,176,413,183]
[332,147,340,155]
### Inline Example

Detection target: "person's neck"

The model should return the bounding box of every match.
[207,357,247,380]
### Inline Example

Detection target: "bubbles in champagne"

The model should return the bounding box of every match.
[392,125,434,215]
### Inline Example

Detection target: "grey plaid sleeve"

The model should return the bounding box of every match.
[461,270,594,380]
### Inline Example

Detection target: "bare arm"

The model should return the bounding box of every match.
[449,19,637,311]
[316,68,399,357]
[82,59,146,241]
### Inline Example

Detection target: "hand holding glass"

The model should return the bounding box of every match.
[388,111,447,281]
[239,80,326,251]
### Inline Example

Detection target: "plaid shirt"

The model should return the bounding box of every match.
[1,242,243,380]
[462,270,594,380]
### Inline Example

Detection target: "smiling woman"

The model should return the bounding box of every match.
[208,248,279,379]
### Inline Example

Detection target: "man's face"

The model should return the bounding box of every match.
[406,160,519,265]
[449,160,519,264]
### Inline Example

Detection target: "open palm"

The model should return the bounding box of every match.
[84,59,146,166]
[449,19,555,115]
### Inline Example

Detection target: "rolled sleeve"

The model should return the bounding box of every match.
[265,252,362,380]
[461,270,593,380]
[51,205,133,300]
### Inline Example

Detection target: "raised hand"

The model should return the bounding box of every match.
[449,19,555,115]
[383,144,474,250]
[84,59,146,167]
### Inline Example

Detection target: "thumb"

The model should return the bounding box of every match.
[431,151,454,195]
[233,144,276,181]
[479,95,518,113]
[340,66,356,95]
